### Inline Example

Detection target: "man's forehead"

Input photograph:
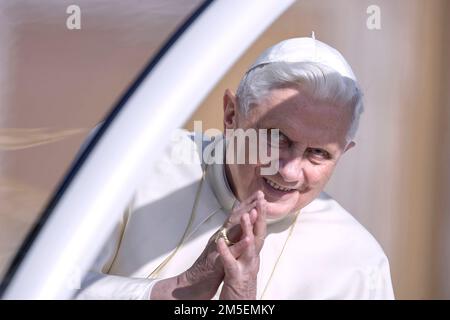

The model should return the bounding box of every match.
[256,104,350,147]
[252,86,350,119]
[259,86,312,107]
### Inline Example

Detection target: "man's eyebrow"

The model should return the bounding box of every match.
[309,145,340,157]
[257,123,288,135]
[257,119,285,130]
[257,120,340,150]
[264,126,295,143]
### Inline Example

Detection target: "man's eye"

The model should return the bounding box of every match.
[277,132,289,144]
[267,129,290,147]
[308,148,330,159]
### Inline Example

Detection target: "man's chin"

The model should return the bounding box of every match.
[265,202,299,222]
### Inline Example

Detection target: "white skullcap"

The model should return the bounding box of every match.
[247,35,357,81]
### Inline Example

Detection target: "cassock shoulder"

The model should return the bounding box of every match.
[296,192,390,268]
[132,130,204,209]
[277,193,394,299]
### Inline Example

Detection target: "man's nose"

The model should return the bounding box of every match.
[278,156,306,183]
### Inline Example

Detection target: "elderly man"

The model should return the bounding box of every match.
[76,37,395,300]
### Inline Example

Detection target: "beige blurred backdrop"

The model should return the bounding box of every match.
[0,0,449,299]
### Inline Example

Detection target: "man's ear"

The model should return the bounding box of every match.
[344,141,356,152]
[223,89,238,130]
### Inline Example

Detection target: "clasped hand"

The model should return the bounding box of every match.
[184,190,267,300]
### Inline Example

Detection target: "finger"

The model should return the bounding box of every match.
[226,205,257,242]
[249,208,258,225]
[227,202,256,227]
[228,192,262,225]
[241,214,256,260]
[217,238,237,269]
[246,191,265,211]
[241,213,254,240]
[225,192,265,241]
[254,197,267,239]
[241,190,264,206]
[229,236,250,258]
[254,199,267,252]
[235,199,258,214]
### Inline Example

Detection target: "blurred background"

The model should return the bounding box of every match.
[0,0,449,299]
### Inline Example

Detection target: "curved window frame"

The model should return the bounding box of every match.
[0,0,294,299]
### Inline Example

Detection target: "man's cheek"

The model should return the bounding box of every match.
[320,167,336,185]
[242,165,257,186]
[309,174,333,194]
[312,165,334,182]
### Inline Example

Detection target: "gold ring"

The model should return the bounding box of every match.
[214,227,234,246]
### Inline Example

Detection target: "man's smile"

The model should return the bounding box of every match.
[261,177,298,201]
[262,177,296,192]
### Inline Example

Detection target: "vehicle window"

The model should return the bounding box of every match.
[0,0,203,278]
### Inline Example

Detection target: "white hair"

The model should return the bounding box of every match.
[236,61,364,142]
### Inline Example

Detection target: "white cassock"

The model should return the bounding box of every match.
[75,131,395,300]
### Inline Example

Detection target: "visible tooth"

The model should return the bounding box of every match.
[265,178,292,191]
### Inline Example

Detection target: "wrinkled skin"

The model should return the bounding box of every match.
[151,86,355,300]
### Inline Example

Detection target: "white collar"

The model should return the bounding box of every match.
[205,135,238,213]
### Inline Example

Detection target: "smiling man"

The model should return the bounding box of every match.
[76,37,395,300]
[223,84,355,220]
